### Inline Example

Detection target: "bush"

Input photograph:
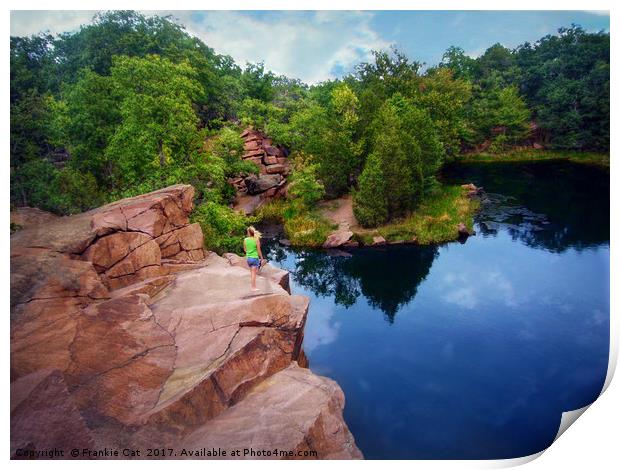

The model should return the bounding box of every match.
[287,153,325,211]
[284,214,334,247]
[11,159,103,215]
[353,153,389,227]
[191,201,257,254]
[255,198,288,222]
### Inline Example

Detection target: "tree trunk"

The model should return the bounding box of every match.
[158,140,165,167]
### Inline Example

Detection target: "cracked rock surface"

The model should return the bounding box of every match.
[10,184,361,460]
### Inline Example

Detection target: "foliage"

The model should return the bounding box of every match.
[466,84,531,149]
[207,127,258,178]
[241,62,275,102]
[353,95,443,227]
[353,152,388,227]
[287,153,325,211]
[515,26,609,150]
[10,160,103,215]
[9,11,609,238]
[105,55,203,189]
[353,185,479,245]
[413,67,472,156]
[49,69,121,184]
[267,83,361,197]
[238,97,283,130]
[191,201,258,254]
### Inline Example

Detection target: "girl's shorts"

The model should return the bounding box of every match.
[247,257,260,268]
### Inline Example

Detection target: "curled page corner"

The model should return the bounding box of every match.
[549,345,616,447]
[491,348,617,468]
[553,404,591,442]
[489,450,545,468]
[487,408,592,470]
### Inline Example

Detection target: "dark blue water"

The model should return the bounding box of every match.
[262,161,610,460]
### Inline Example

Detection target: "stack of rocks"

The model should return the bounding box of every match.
[230,128,291,215]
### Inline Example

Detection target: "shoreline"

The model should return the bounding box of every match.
[261,183,481,250]
[453,149,609,169]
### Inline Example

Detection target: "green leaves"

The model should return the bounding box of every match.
[467,84,531,148]
[287,153,325,211]
[105,55,202,187]
[353,95,443,227]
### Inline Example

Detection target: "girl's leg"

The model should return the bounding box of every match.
[250,267,257,289]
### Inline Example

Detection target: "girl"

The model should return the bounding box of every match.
[243,226,264,291]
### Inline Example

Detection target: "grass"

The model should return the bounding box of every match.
[457,149,609,169]
[256,199,336,248]
[259,185,480,247]
[352,185,480,246]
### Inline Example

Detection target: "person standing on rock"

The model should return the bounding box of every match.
[244,226,265,291]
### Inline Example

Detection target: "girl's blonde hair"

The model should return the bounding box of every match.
[247,226,262,239]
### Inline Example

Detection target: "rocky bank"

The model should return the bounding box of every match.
[230,128,291,215]
[10,184,362,460]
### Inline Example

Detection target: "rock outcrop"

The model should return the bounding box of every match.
[323,229,354,249]
[10,185,361,460]
[231,128,290,215]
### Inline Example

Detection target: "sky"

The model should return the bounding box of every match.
[10,10,610,83]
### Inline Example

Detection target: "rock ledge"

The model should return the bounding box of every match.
[10,185,362,460]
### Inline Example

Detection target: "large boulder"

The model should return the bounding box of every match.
[10,207,59,230]
[264,145,282,157]
[244,174,283,195]
[10,185,362,460]
[323,229,353,249]
[11,184,195,254]
[265,164,288,175]
[11,369,95,459]
[181,363,363,460]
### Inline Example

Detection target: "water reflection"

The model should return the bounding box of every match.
[259,160,609,459]
[266,245,438,322]
[443,160,610,252]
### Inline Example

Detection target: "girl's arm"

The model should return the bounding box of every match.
[257,238,264,260]
[243,238,247,254]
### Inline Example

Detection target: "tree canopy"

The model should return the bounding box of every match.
[10,11,609,234]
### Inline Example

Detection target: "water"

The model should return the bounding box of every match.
[262,161,610,460]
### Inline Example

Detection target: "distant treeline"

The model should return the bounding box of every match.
[11,11,609,229]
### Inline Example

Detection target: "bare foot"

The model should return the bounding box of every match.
[251,287,259,292]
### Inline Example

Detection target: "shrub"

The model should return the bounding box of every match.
[191,201,257,254]
[11,159,103,215]
[284,214,334,247]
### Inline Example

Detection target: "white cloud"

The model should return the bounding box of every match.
[10,10,98,36]
[10,10,390,84]
[444,287,478,310]
[171,10,390,83]
[441,269,519,310]
[303,303,340,353]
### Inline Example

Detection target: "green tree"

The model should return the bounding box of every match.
[353,95,443,227]
[287,153,325,211]
[105,55,203,189]
[271,83,361,197]
[353,152,388,227]
[49,69,121,185]
[467,84,531,149]
[413,67,472,156]
[241,62,275,102]
[439,46,476,80]
[515,26,609,149]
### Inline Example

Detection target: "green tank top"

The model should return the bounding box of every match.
[245,237,259,258]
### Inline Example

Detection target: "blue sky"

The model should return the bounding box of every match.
[11,10,610,83]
